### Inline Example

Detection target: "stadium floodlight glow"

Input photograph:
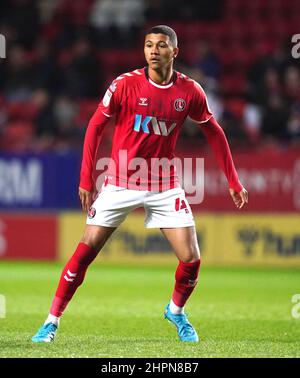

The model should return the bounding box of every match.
[0,34,5,58]
[0,295,6,318]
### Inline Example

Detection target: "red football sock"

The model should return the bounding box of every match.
[172,259,201,308]
[49,243,98,317]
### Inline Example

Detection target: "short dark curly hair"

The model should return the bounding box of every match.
[145,25,178,47]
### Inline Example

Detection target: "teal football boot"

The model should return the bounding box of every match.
[32,322,57,343]
[164,303,199,342]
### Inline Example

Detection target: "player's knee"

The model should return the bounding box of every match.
[80,237,101,253]
[81,228,104,252]
[181,245,200,263]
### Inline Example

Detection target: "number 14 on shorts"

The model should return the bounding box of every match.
[175,197,189,213]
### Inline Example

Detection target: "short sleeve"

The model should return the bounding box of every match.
[189,81,213,123]
[98,78,124,118]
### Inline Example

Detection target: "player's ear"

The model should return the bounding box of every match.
[173,47,179,59]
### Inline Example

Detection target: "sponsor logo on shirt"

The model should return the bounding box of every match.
[138,97,148,106]
[133,114,177,136]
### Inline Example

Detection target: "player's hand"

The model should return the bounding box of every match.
[229,187,248,210]
[78,187,93,212]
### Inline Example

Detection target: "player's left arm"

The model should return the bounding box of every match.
[198,116,248,209]
[188,80,248,209]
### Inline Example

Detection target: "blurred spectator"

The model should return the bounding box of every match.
[206,90,224,122]
[61,38,101,98]
[37,0,59,24]
[90,0,145,29]
[1,0,40,48]
[90,0,145,46]
[55,0,93,28]
[221,102,247,146]
[287,102,300,141]
[192,41,220,80]
[53,95,81,148]
[284,66,300,103]
[32,89,56,139]
[54,95,78,131]
[145,0,223,21]
[249,68,282,105]
[248,43,291,84]
[262,95,289,141]
[243,103,262,143]
[0,97,8,134]
[2,45,35,102]
[32,39,59,93]
[0,0,299,152]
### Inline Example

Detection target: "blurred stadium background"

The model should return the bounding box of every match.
[1,0,300,358]
[0,0,299,266]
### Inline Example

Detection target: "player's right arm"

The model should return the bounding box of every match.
[79,107,110,211]
[79,79,122,211]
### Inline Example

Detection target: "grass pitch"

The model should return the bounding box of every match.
[0,261,299,358]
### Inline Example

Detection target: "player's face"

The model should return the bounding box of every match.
[144,33,178,70]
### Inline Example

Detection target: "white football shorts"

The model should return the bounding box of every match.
[86,184,195,228]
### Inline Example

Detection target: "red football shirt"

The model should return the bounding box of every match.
[81,67,212,191]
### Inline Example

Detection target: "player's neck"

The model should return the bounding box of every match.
[148,66,174,85]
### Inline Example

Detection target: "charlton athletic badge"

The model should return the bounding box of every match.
[88,207,96,219]
[174,98,186,112]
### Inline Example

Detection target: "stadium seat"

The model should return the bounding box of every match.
[225,98,246,119]
[7,102,39,122]
[220,75,247,96]
[1,121,35,151]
